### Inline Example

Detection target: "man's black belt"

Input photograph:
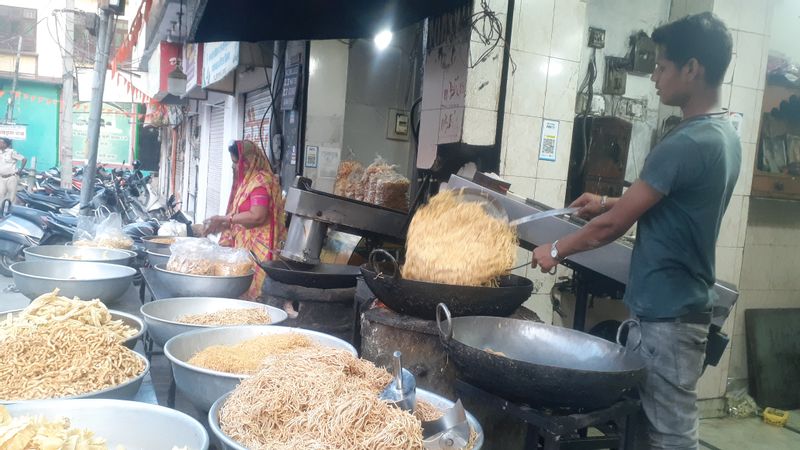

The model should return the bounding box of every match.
[0,173,16,178]
[637,310,712,325]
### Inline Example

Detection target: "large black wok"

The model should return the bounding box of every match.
[436,304,645,411]
[259,260,361,289]
[360,250,534,320]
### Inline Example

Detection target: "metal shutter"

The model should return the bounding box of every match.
[243,87,272,151]
[206,105,225,217]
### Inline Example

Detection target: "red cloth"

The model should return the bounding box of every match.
[238,186,270,213]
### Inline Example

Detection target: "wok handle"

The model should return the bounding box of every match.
[436,303,453,342]
[368,249,399,282]
[617,318,642,351]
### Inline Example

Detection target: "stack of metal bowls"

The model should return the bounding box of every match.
[3,399,209,449]
[164,325,356,412]
[146,247,171,267]
[24,245,135,266]
[10,260,137,303]
[140,297,287,348]
[152,264,254,298]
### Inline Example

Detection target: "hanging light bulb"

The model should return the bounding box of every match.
[374,29,393,51]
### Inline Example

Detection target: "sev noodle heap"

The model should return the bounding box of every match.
[403,189,517,286]
[219,346,422,450]
[178,307,272,326]
[0,290,144,401]
[188,333,313,374]
[0,323,144,401]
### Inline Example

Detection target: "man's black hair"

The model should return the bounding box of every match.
[0,138,11,147]
[652,12,733,87]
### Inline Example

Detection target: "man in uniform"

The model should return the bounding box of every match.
[0,138,26,204]
[531,12,740,450]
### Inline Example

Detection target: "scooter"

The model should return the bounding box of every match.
[0,201,74,276]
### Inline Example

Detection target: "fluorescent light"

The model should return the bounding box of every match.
[374,29,393,51]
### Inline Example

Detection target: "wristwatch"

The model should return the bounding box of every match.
[600,195,608,212]
[550,240,563,262]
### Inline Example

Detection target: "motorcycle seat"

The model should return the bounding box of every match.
[9,205,47,227]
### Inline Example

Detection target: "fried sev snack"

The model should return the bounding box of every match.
[0,322,144,401]
[403,190,517,286]
[178,308,272,326]
[188,333,313,375]
[1,290,137,343]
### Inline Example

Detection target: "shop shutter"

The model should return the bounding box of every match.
[243,87,272,151]
[206,105,226,217]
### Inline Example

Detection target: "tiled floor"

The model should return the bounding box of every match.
[3,275,799,449]
[700,413,800,449]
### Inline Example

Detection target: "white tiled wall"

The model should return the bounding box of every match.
[497,0,587,319]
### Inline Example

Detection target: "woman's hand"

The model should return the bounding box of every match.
[569,193,605,220]
[204,215,230,235]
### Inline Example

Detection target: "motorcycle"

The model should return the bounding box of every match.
[0,201,74,276]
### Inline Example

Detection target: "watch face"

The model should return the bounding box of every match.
[551,247,558,258]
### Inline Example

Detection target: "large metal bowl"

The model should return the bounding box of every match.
[1,352,149,403]
[140,235,179,252]
[152,264,254,298]
[164,325,356,412]
[24,245,134,266]
[146,248,170,267]
[3,399,208,449]
[10,261,136,303]
[3,308,146,350]
[208,388,484,450]
[140,297,288,348]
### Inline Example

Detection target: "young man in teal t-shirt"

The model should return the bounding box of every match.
[531,12,740,450]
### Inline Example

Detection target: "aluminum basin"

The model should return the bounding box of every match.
[3,308,145,350]
[3,399,208,449]
[10,261,136,303]
[24,245,134,266]
[146,248,170,267]
[140,297,288,348]
[1,352,149,403]
[164,325,356,412]
[152,264,253,299]
[140,235,178,252]
[208,388,484,450]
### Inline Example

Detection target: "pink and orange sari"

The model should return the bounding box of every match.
[220,140,286,300]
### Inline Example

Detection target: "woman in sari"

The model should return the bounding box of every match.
[205,140,286,300]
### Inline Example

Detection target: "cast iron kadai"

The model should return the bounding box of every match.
[252,247,361,289]
[436,303,646,411]
[360,249,534,320]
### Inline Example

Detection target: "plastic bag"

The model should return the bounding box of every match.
[725,388,759,418]
[72,213,133,249]
[375,173,410,211]
[158,220,188,237]
[362,156,394,204]
[334,160,363,197]
[212,247,254,276]
[166,238,216,275]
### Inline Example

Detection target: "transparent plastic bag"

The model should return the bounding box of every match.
[375,173,410,211]
[212,247,254,276]
[158,220,188,237]
[362,156,394,204]
[166,238,215,275]
[725,388,759,418]
[72,213,133,249]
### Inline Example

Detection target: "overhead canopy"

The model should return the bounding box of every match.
[191,0,469,42]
